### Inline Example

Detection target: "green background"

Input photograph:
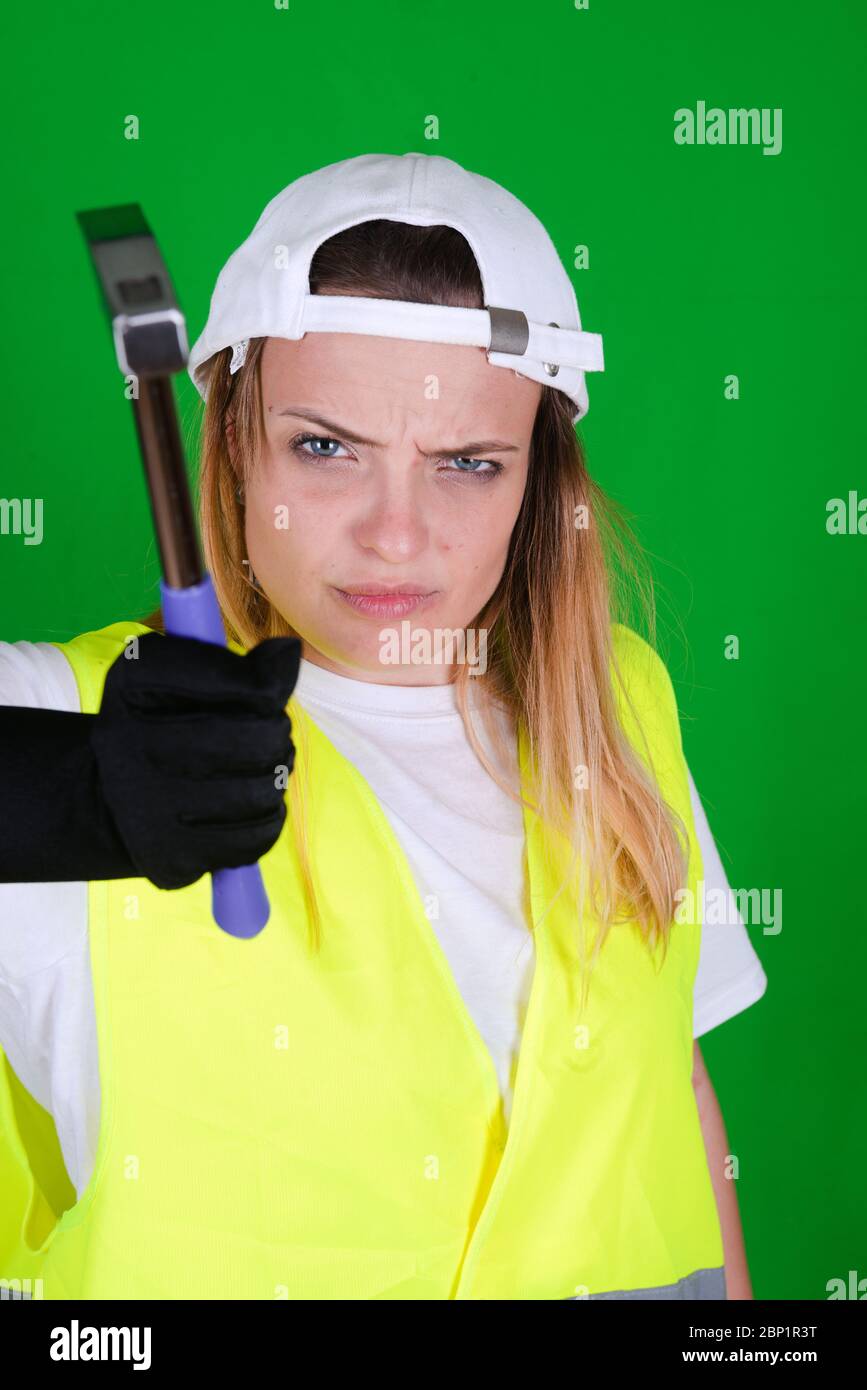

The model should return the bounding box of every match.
[1,0,864,1299]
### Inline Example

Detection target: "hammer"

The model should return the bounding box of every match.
[76,203,269,939]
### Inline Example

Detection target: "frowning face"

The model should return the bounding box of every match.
[241,332,541,684]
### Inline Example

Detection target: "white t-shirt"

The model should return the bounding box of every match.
[0,639,768,1201]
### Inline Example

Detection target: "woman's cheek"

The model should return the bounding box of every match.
[248,484,322,554]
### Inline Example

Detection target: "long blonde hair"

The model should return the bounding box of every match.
[147,220,689,1008]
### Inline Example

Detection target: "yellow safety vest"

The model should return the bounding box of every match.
[0,619,725,1299]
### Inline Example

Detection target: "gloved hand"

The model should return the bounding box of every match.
[90,632,302,890]
[0,632,301,890]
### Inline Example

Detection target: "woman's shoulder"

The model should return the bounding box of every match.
[609,622,677,698]
[608,621,683,751]
[51,618,157,669]
[0,616,166,719]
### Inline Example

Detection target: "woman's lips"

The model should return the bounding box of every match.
[333,588,439,618]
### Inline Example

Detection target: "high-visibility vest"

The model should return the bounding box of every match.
[0,619,725,1300]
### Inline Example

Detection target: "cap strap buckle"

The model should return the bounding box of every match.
[486,306,530,356]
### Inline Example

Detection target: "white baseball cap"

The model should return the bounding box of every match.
[187,151,605,423]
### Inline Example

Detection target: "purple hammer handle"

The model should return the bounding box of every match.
[159,576,270,939]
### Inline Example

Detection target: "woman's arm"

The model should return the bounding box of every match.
[692,1040,754,1299]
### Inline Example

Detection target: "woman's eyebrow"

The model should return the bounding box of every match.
[276,407,520,457]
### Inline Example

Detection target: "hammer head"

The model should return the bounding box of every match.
[76,203,189,377]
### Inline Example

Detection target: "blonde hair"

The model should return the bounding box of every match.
[147,220,689,1011]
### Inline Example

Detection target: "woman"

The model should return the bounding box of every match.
[0,152,767,1300]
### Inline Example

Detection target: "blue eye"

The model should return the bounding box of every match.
[291,433,349,460]
[442,457,503,479]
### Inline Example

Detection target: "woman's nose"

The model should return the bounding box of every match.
[351,469,431,560]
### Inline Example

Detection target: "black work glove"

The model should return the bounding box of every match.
[90,632,301,889]
[0,633,301,890]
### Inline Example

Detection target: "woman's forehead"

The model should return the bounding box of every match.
[260,333,541,433]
